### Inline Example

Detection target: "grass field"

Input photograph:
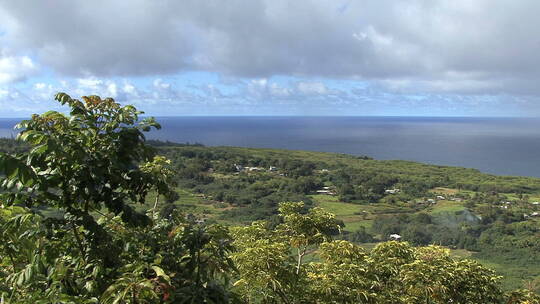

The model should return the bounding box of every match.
[428,200,466,214]
[310,194,374,232]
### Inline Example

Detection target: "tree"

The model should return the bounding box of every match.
[277,202,341,274]
[232,203,518,304]
[0,93,235,303]
[140,155,177,218]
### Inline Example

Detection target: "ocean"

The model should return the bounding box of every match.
[2,116,540,178]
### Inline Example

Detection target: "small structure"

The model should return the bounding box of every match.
[316,188,335,195]
[385,189,400,194]
[427,199,436,204]
[195,218,207,225]
[269,166,278,171]
[531,212,540,217]
[532,202,540,205]
[316,190,331,194]
[436,195,445,200]
[389,234,402,241]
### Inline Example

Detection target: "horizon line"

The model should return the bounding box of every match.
[2,114,540,119]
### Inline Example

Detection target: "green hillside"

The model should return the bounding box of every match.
[1,94,539,302]
[151,144,540,291]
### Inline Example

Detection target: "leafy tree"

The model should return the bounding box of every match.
[0,93,235,303]
[278,202,341,274]
[231,202,515,303]
[140,155,177,217]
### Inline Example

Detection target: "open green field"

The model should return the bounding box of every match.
[310,194,374,232]
[428,200,466,214]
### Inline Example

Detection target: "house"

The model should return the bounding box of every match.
[427,199,436,204]
[389,234,402,241]
[436,195,445,200]
[269,166,278,171]
[385,189,400,194]
[316,189,335,195]
[531,212,540,217]
[532,202,540,205]
[195,218,207,225]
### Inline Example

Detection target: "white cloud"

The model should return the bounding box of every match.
[153,78,171,90]
[34,82,46,89]
[297,82,327,95]
[77,77,103,90]
[2,1,540,94]
[0,51,37,84]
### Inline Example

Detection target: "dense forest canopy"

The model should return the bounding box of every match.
[0,93,539,303]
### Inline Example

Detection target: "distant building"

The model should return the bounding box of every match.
[436,195,445,200]
[316,189,335,195]
[532,202,540,205]
[195,218,207,225]
[269,166,278,171]
[385,189,400,194]
[531,212,540,217]
[389,234,402,241]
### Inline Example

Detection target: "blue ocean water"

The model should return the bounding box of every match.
[2,116,540,178]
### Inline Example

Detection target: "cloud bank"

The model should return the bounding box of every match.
[1,0,540,95]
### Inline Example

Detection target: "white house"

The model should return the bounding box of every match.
[316,189,335,195]
[389,234,402,240]
[385,189,400,194]
[436,195,445,200]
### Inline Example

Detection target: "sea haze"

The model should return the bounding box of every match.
[1,116,540,178]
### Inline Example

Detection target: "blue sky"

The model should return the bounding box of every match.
[1,1,540,117]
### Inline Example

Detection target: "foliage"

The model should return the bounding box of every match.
[0,95,538,302]
[0,94,236,303]
[231,203,526,303]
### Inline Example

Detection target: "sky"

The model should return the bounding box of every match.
[1,1,540,117]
